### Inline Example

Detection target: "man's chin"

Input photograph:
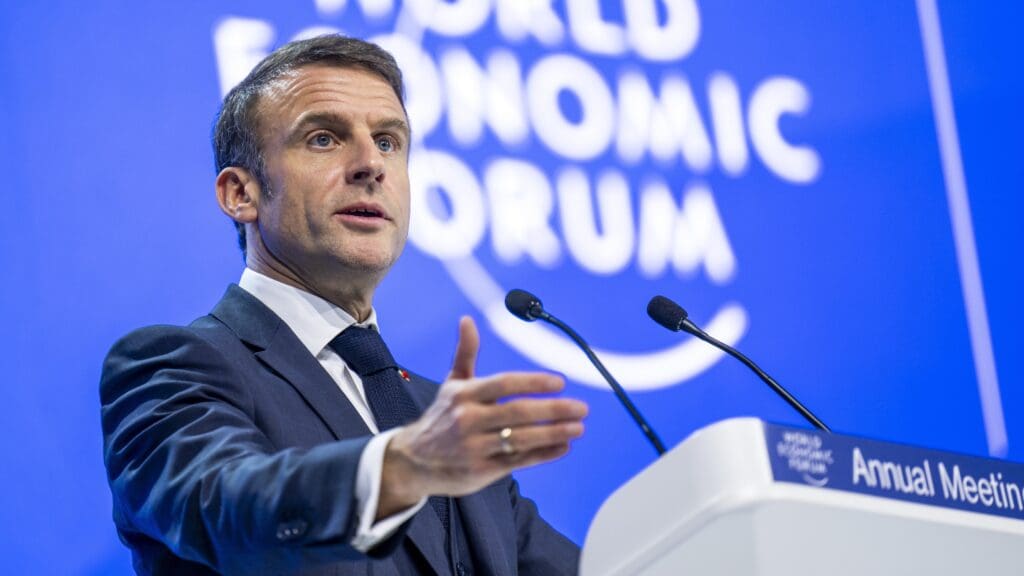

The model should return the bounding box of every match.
[326,252,400,277]
[330,240,405,272]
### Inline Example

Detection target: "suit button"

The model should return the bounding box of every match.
[275,519,308,541]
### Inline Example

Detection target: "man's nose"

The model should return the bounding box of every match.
[346,137,385,184]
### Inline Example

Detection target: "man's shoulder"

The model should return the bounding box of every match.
[100,317,237,390]
[98,304,267,426]
[103,284,269,362]
[104,313,237,363]
[99,286,266,398]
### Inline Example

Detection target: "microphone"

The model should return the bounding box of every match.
[647,295,831,432]
[505,288,546,322]
[505,289,667,456]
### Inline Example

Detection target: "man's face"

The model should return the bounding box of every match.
[252,64,411,290]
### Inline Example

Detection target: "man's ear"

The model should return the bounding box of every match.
[216,167,261,225]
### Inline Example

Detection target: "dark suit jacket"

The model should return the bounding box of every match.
[100,285,579,575]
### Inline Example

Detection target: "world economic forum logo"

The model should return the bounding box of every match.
[212,0,821,391]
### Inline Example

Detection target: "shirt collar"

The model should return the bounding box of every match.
[238,268,379,357]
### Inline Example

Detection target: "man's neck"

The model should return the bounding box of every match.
[245,255,376,323]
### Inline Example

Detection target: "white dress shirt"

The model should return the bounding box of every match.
[238,268,426,552]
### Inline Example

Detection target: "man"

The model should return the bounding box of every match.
[100,35,587,575]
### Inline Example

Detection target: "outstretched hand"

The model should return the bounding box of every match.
[378,316,588,518]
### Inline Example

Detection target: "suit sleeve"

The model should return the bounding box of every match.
[100,326,399,573]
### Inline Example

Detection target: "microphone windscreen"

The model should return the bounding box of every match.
[505,289,543,321]
[647,295,689,332]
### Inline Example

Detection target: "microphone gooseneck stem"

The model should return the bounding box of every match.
[542,313,668,456]
[683,320,831,432]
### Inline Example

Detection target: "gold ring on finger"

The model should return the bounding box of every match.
[499,426,516,455]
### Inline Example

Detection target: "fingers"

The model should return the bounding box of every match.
[400,339,589,498]
[466,372,565,403]
[503,443,572,471]
[493,397,588,427]
[447,316,479,381]
[480,420,584,458]
[457,397,588,434]
[440,372,586,435]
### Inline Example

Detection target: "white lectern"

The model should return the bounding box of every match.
[581,418,1024,575]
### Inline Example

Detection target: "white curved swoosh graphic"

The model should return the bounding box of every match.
[444,257,748,391]
[802,474,830,487]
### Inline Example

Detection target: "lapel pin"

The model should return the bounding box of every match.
[397,369,411,382]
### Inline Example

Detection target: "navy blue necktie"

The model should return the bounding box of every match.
[329,326,452,536]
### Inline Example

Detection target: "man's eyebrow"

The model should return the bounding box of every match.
[286,112,410,142]
[375,117,411,141]
[288,111,350,139]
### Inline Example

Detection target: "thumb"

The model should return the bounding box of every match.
[447,316,479,381]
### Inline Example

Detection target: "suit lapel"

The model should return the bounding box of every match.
[395,371,460,576]
[211,285,371,440]
[457,489,515,575]
[404,372,515,575]
[214,285,462,574]
[255,327,372,439]
[404,505,452,576]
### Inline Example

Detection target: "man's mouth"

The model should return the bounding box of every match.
[337,203,389,220]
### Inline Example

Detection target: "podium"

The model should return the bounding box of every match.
[581,418,1024,575]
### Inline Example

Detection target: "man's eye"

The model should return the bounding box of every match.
[311,133,334,147]
[376,135,397,153]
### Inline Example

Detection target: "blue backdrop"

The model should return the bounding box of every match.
[1,1,1021,574]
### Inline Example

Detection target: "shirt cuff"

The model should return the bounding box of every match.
[351,427,427,552]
